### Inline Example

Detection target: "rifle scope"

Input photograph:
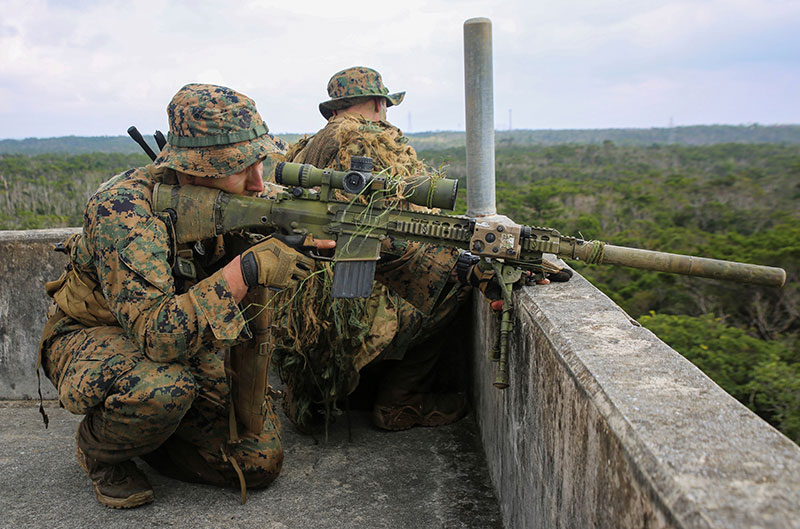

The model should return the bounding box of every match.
[274,159,459,211]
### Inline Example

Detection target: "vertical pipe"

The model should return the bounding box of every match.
[464,17,496,217]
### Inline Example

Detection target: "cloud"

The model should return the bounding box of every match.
[0,0,798,138]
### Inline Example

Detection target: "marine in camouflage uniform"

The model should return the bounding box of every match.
[276,67,471,432]
[38,84,314,508]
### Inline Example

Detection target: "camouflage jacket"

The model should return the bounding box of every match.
[41,165,251,372]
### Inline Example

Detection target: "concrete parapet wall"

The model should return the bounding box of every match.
[1,230,799,527]
[472,271,800,528]
[0,228,78,399]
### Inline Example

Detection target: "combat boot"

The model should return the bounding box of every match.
[76,444,154,509]
[372,392,468,431]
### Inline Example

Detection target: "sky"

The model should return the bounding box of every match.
[0,0,798,139]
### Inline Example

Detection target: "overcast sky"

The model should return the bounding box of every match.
[1,0,798,139]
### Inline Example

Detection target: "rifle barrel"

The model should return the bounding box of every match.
[565,241,786,288]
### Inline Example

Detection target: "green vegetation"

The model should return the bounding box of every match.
[413,125,800,150]
[1,138,797,443]
[0,153,149,228]
[0,136,160,155]
[2,124,799,155]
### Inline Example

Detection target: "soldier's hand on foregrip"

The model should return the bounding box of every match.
[456,251,503,309]
[468,265,503,309]
[239,237,315,289]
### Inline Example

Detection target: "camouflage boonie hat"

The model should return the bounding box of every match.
[153,83,284,178]
[318,66,405,120]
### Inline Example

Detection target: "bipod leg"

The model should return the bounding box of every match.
[491,262,522,389]
[489,311,501,361]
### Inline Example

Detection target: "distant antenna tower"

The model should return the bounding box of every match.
[408,112,412,133]
[509,109,512,131]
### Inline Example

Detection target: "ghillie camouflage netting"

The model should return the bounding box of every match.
[271,115,438,433]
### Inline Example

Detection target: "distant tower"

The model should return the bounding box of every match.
[509,108,513,131]
[408,112,412,133]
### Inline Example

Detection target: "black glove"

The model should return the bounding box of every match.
[541,257,573,283]
[547,268,573,283]
[456,252,503,304]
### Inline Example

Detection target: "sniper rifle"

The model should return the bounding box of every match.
[151,157,787,389]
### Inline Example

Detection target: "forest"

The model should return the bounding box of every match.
[0,139,798,443]
[2,124,799,155]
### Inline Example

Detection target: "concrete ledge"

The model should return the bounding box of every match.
[0,228,79,399]
[472,270,800,528]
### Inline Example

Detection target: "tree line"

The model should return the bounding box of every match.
[2,124,800,155]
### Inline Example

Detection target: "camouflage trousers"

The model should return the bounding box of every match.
[43,323,282,489]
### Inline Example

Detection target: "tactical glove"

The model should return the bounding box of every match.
[456,251,503,306]
[240,237,315,289]
[468,264,503,304]
[542,257,573,283]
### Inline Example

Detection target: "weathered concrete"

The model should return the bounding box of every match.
[0,228,78,400]
[472,271,800,528]
[0,399,502,529]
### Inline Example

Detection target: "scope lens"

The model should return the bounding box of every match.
[343,171,367,194]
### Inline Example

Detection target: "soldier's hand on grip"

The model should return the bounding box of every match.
[240,237,315,289]
[456,251,503,310]
[468,265,504,310]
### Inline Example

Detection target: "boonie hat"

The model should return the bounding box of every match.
[318,66,405,120]
[153,83,284,178]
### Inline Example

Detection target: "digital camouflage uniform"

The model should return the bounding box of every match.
[39,84,287,506]
[275,67,468,432]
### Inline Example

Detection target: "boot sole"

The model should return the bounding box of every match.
[93,486,154,509]
[374,414,415,431]
[77,442,154,509]
[373,407,466,431]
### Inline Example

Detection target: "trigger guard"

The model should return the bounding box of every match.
[272,232,333,261]
[271,233,305,250]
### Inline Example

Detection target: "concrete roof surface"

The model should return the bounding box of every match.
[0,400,502,529]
